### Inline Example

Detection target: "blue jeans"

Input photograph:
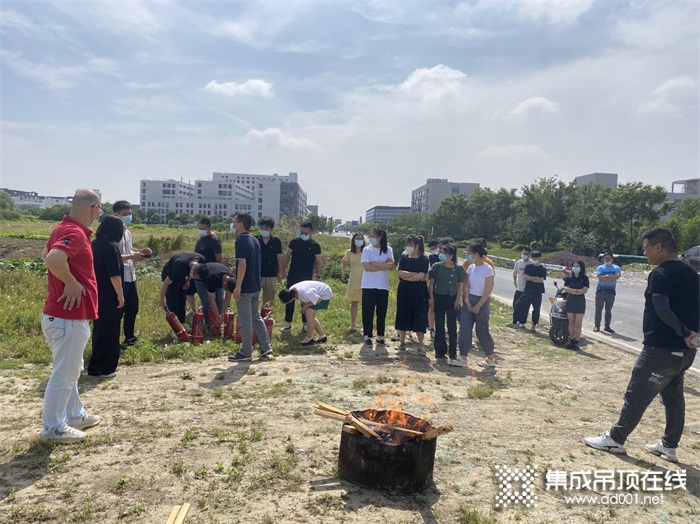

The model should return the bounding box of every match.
[195,280,224,325]
[610,346,697,448]
[236,291,271,357]
[42,315,90,432]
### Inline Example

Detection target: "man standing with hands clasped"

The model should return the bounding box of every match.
[585,228,700,462]
[40,189,103,443]
[593,251,621,333]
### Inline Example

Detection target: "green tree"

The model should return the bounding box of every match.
[305,212,326,232]
[431,194,471,240]
[132,208,146,224]
[0,189,16,210]
[38,204,71,221]
[463,187,518,240]
[514,177,571,248]
[147,209,161,224]
[665,197,700,251]
[179,211,192,225]
[609,182,672,253]
[165,210,177,222]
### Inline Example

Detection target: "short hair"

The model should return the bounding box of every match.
[641,228,677,252]
[198,217,212,228]
[279,288,296,303]
[259,217,275,229]
[225,276,236,293]
[603,251,614,258]
[428,240,439,248]
[522,247,531,254]
[531,251,542,258]
[300,221,313,230]
[194,263,210,281]
[233,212,252,231]
[113,200,132,213]
[95,215,124,243]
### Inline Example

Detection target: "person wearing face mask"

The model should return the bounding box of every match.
[159,252,205,330]
[462,238,496,273]
[426,239,442,340]
[429,244,467,363]
[256,217,283,307]
[40,189,102,443]
[280,221,323,333]
[509,247,532,327]
[593,252,621,333]
[194,218,223,329]
[510,250,546,331]
[361,228,395,346]
[563,260,590,349]
[113,200,152,346]
[341,233,367,331]
[394,235,430,354]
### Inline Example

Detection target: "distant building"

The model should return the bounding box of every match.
[140,172,306,223]
[411,179,480,214]
[365,205,412,224]
[2,188,101,208]
[307,204,319,216]
[667,178,700,205]
[574,173,618,190]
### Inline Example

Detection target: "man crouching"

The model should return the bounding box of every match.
[279,281,332,346]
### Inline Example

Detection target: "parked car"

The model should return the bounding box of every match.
[680,245,700,271]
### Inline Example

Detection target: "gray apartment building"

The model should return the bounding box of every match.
[411,179,480,214]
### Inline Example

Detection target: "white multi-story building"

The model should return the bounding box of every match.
[365,205,412,224]
[140,172,307,223]
[2,188,101,208]
[574,172,618,189]
[411,179,480,214]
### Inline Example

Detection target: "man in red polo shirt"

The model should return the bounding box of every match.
[41,189,102,443]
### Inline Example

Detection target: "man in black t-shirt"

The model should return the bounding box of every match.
[280,221,323,332]
[194,218,223,327]
[159,252,205,323]
[256,217,283,307]
[511,251,546,331]
[585,228,700,462]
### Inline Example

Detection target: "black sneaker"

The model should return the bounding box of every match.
[228,352,252,362]
[364,336,373,346]
[376,337,387,346]
[604,326,615,333]
[565,340,575,349]
[592,326,600,332]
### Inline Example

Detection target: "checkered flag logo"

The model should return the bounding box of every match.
[494,464,538,507]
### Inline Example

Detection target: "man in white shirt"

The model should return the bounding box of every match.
[113,201,152,346]
[508,247,532,328]
[279,281,332,346]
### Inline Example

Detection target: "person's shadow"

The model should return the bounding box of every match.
[0,440,54,500]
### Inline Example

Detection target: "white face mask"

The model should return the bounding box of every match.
[405,246,414,255]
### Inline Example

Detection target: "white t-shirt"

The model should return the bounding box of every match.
[360,245,394,291]
[467,263,494,297]
[291,281,333,304]
[512,259,532,292]
[118,226,136,283]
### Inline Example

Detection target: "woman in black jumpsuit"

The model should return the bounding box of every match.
[88,215,125,377]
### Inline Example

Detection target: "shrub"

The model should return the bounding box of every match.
[543,251,598,269]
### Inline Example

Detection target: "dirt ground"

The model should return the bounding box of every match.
[1,318,699,524]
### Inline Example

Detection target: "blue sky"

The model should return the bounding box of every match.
[1,1,698,222]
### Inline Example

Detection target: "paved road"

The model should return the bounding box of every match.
[490,266,646,346]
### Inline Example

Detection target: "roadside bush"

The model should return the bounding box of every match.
[543,251,598,269]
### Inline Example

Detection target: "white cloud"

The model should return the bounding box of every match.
[0,9,41,35]
[395,65,467,102]
[652,75,697,96]
[509,96,561,117]
[510,0,594,24]
[203,80,274,99]
[50,0,169,37]
[478,145,550,160]
[125,81,171,90]
[616,3,698,49]
[636,98,682,117]
[0,50,117,90]
[244,128,319,150]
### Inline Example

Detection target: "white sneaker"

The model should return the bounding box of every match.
[280,323,292,332]
[477,358,496,368]
[584,431,626,454]
[530,323,537,332]
[516,322,526,329]
[302,325,308,333]
[67,413,101,430]
[186,309,195,317]
[507,322,519,328]
[417,346,426,356]
[395,342,406,351]
[390,332,400,342]
[645,439,678,463]
[449,357,466,367]
[41,426,86,443]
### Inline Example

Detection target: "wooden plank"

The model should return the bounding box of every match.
[314,401,349,415]
[346,414,382,439]
[165,506,181,524]
[173,503,190,524]
[419,425,454,441]
[314,409,347,422]
[342,424,360,434]
[314,409,424,436]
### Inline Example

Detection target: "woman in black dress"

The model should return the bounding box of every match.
[88,215,125,377]
[394,234,429,355]
[563,260,589,350]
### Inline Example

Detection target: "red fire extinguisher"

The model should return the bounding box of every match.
[261,301,272,319]
[165,309,189,342]
[208,308,221,336]
[222,311,235,341]
[192,310,204,344]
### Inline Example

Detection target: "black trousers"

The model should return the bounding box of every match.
[513,292,542,325]
[89,301,123,376]
[121,280,139,340]
[433,293,459,359]
[166,282,192,323]
[285,274,310,324]
[362,288,389,338]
